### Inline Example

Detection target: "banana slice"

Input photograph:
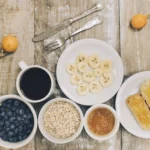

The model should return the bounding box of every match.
[100,73,113,88]
[77,83,89,95]
[77,62,88,73]
[94,68,103,77]
[100,60,112,72]
[76,54,88,64]
[70,74,82,86]
[66,63,77,75]
[88,54,100,69]
[89,81,103,93]
[82,71,95,82]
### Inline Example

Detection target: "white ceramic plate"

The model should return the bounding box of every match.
[116,71,150,138]
[57,39,123,106]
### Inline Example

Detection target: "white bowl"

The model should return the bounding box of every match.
[0,95,37,149]
[84,104,120,141]
[38,98,84,144]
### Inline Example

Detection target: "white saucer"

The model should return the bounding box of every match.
[116,71,150,138]
[57,39,124,106]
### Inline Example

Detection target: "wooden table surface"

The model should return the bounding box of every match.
[0,0,150,150]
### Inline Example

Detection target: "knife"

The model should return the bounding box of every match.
[32,3,103,42]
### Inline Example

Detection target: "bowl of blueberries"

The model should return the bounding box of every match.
[0,94,37,149]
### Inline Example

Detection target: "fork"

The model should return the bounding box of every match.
[44,16,103,51]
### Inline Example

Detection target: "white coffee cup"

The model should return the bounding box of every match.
[16,61,54,103]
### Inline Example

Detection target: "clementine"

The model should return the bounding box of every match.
[131,14,147,29]
[1,35,18,52]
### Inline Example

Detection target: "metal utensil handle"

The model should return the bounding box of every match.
[0,48,7,58]
[70,3,103,23]
[68,16,102,38]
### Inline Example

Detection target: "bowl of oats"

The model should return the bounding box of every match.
[38,98,83,144]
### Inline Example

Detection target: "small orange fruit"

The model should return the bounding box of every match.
[131,14,147,29]
[1,35,18,52]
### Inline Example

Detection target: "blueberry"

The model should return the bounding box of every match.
[0,121,4,127]
[18,135,23,141]
[26,109,30,114]
[2,101,8,107]
[5,121,10,127]
[19,121,25,125]
[24,119,30,124]
[14,120,19,127]
[10,124,15,130]
[0,111,6,117]
[0,107,5,112]
[8,131,14,137]
[0,130,5,137]
[14,128,19,134]
[27,113,33,119]
[28,123,33,129]
[26,129,32,134]
[4,115,8,120]
[23,125,27,131]
[23,114,27,118]
[15,108,20,114]
[14,100,20,106]
[13,137,17,142]
[6,104,11,109]
[9,116,16,122]
[5,127,10,132]
[12,112,17,117]
[1,135,8,141]
[8,111,13,116]
[17,116,22,121]
[19,126,23,132]
[19,109,25,115]
[22,134,28,140]
[20,103,27,109]
[8,137,13,142]
[11,106,16,111]
[7,99,13,104]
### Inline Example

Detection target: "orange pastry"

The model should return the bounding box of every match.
[140,80,150,107]
[126,93,150,130]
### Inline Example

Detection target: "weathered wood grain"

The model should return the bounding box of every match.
[120,0,150,75]
[120,0,150,149]
[35,0,121,150]
[4,0,150,149]
[0,0,121,149]
[0,0,34,150]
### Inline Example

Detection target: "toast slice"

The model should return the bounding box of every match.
[140,80,150,107]
[126,93,150,130]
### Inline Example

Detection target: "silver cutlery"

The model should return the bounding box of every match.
[44,16,103,51]
[32,3,103,42]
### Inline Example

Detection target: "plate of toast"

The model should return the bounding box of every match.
[116,71,150,138]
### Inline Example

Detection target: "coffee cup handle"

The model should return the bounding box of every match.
[19,61,28,70]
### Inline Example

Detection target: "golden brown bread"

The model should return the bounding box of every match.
[126,93,150,130]
[140,80,150,107]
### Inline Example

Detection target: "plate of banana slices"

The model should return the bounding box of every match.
[57,39,124,105]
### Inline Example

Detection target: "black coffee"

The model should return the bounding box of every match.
[20,68,51,100]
